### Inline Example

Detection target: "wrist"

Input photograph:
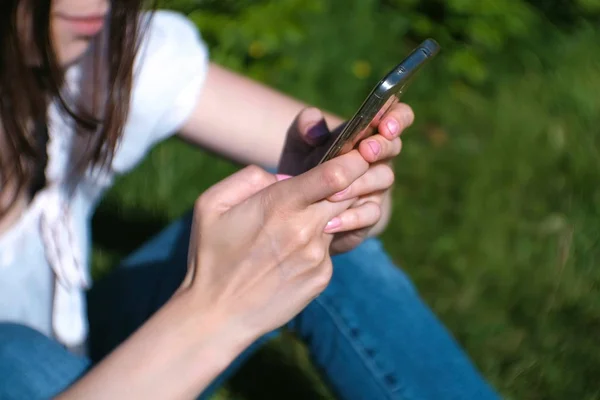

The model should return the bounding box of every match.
[124,291,258,397]
[58,292,259,400]
[173,291,257,369]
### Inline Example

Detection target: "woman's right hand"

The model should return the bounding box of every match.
[59,152,369,400]
[177,150,369,338]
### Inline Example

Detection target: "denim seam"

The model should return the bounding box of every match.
[313,295,405,400]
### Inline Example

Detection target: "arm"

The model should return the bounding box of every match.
[58,149,377,399]
[178,63,391,235]
[57,294,252,400]
[178,62,342,169]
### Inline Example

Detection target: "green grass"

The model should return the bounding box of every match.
[91,15,600,400]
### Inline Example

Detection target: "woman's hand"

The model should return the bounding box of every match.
[179,152,369,338]
[278,104,414,254]
[60,155,368,400]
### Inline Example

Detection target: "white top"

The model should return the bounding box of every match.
[0,11,209,348]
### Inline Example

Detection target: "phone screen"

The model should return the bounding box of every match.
[317,39,440,165]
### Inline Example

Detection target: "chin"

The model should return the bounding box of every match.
[58,39,93,68]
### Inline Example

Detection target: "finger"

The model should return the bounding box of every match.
[329,228,370,256]
[328,162,394,202]
[199,165,276,215]
[357,135,402,163]
[273,150,369,209]
[278,108,333,175]
[324,201,382,234]
[377,103,414,140]
[288,107,331,149]
[350,190,386,207]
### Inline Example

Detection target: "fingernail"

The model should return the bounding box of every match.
[387,119,400,136]
[333,187,350,198]
[367,140,381,156]
[306,119,329,144]
[276,174,293,181]
[324,217,342,232]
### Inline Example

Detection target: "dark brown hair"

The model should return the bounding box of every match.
[0,0,153,215]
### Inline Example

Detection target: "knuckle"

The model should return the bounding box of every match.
[294,225,313,247]
[372,195,384,205]
[304,242,327,265]
[371,203,383,221]
[313,261,333,293]
[245,165,272,187]
[194,193,213,214]
[322,163,350,192]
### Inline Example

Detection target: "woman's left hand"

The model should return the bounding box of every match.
[278,103,414,255]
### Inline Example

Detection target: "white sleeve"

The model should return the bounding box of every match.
[130,10,209,143]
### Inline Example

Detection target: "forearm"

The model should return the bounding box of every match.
[180,63,395,236]
[58,293,252,400]
[180,63,343,169]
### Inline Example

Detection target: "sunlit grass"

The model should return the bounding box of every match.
[92,23,600,400]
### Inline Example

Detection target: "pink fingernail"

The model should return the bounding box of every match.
[387,119,400,136]
[276,174,293,181]
[367,140,381,156]
[324,217,342,232]
[334,187,350,198]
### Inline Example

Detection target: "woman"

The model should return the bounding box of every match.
[0,0,499,399]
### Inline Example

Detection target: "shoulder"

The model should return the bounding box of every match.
[129,10,209,135]
[135,10,208,73]
[130,9,210,130]
[139,10,204,55]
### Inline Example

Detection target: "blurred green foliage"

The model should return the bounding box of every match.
[162,0,600,86]
[93,1,600,399]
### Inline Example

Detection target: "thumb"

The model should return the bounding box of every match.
[288,107,331,148]
[279,108,333,176]
[199,165,277,216]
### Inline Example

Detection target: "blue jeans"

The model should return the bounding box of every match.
[0,212,498,399]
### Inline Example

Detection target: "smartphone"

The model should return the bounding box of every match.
[318,39,440,165]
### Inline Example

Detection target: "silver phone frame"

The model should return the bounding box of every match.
[317,39,440,165]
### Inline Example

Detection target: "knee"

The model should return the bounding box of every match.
[0,323,88,365]
[0,323,55,381]
[0,323,90,399]
[0,323,76,372]
[0,323,50,355]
